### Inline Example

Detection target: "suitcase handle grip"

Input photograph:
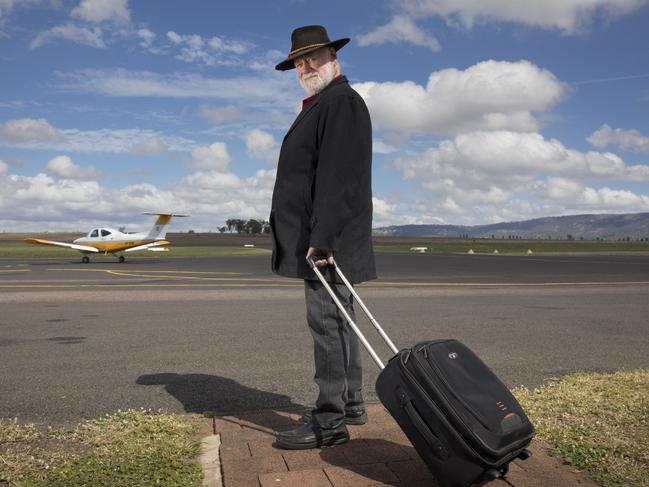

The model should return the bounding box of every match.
[398,388,450,461]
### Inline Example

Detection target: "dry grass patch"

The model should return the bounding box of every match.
[515,370,649,487]
[0,409,202,487]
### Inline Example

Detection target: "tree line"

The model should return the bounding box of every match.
[217,218,270,234]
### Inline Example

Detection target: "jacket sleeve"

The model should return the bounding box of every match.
[309,92,372,251]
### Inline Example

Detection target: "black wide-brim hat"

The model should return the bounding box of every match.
[275,25,349,71]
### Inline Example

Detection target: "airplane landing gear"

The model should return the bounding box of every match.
[82,256,90,263]
[118,255,125,263]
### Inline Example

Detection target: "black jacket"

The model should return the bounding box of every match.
[270,75,376,283]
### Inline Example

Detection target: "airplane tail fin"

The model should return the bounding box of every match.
[143,213,188,240]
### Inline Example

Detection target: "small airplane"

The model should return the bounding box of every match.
[25,213,188,263]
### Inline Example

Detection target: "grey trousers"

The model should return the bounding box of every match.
[304,279,364,429]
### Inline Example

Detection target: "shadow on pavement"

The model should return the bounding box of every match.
[136,372,304,430]
[136,374,440,485]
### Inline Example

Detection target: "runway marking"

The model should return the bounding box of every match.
[369,280,649,287]
[45,269,649,287]
[0,283,303,288]
[2,280,649,289]
[509,256,649,266]
[0,267,644,288]
[48,268,246,275]
[104,270,285,282]
[45,267,285,282]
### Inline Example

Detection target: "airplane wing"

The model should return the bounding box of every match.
[24,238,99,253]
[123,240,170,253]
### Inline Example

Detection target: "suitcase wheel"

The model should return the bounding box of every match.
[483,469,502,481]
[518,449,532,460]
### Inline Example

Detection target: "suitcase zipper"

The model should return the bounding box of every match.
[414,346,493,431]
[410,350,491,441]
[396,354,493,464]
[404,350,533,461]
[399,353,530,466]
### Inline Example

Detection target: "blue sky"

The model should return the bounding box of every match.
[1,0,648,232]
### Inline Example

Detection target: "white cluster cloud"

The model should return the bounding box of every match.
[1,0,39,23]
[130,136,168,155]
[358,0,648,53]
[30,23,105,49]
[0,0,15,18]
[0,119,196,153]
[393,0,648,33]
[391,130,649,222]
[57,68,298,105]
[0,118,64,142]
[0,145,277,231]
[360,59,649,224]
[6,173,102,213]
[200,105,242,124]
[371,196,412,227]
[357,15,440,51]
[30,0,132,49]
[199,104,292,137]
[20,0,269,72]
[71,0,130,24]
[5,7,649,231]
[354,60,565,135]
[373,139,399,154]
[114,183,180,216]
[46,155,101,181]
[397,130,649,186]
[137,28,155,48]
[165,30,254,67]
[534,178,649,209]
[187,142,231,170]
[174,167,276,226]
[245,129,278,163]
[588,124,649,153]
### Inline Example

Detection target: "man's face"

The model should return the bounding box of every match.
[295,47,338,96]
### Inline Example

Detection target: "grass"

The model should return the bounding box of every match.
[0,243,270,259]
[515,370,649,487]
[3,233,649,259]
[0,409,203,487]
[4,234,649,259]
[373,239,649,255]
[1,372,647,486]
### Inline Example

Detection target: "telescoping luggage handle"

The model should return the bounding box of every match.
[307,256,399,370]
[307,257,450,459]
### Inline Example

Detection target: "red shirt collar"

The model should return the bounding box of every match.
[301,94,316,110]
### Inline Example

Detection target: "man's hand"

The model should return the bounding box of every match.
[307,247,334,267]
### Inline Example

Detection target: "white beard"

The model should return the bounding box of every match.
[299,61,337,96]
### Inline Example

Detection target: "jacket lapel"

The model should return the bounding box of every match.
[283,75,348,141]
[283,98,319,141]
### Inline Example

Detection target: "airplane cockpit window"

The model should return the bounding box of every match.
[90,229,99,238]
[101,229,111,237]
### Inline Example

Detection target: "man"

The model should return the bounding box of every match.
[270,25,376,450]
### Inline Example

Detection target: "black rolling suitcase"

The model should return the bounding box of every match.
[307,257,534,487]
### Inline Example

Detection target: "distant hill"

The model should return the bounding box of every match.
[373,213,649,240]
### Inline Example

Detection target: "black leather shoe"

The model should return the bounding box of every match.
[274,422,349,450]
[301,408,368,426]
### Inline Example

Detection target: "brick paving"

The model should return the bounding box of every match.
[213,403,597,487]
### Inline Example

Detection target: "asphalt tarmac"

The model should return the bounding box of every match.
[1,252,648,425]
